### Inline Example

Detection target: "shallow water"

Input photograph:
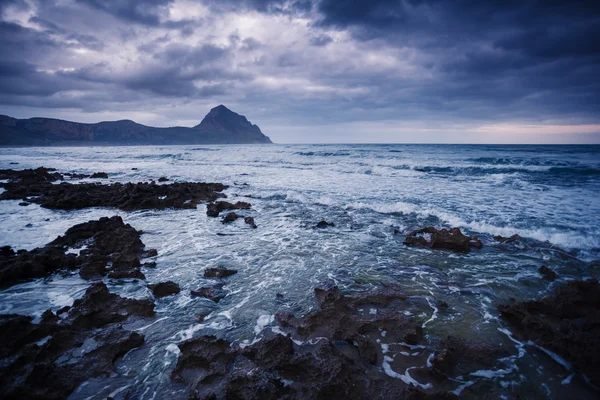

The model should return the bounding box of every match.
[0,144,599,399]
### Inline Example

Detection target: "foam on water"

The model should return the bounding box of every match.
[0,144,599,398]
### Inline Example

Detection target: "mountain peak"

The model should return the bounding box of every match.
[195,106,271,143]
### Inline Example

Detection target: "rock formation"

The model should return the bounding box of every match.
[0,105,272,145]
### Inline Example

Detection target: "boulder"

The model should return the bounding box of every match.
[498,279,600,385]
[206,201,251,217]
[204,267,238,278]
[404,227,482,253]
[191,286,227,302]
[149,281,181,298]
[244,216,257,229]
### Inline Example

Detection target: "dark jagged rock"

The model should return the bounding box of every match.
[0,245,15,257]
[204,267,238,278]
[0,176,227,210]
[158,176,169,182]
[498,279,600,385]
[0,216,154,288]
[404,227,482,253]
[244,216,257,229]
[18,201,30,206]
[494,234,521,243]
[191,286,227,302]
[90,172,108,179]
[276,286,422,361]
[222,212,240,223]
[64,282,155,329]
[430,336,508,375]
[206,200,251,217]
[63,172,89,179]
[0,106,272,146]
[538,265,557,281]
[149,281,181,298]
[0,283,153,399]
[315,220,335,228]
[0,167,63,185]
[171,286,445,399]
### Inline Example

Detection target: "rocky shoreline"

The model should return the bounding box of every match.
[0,167,598,398]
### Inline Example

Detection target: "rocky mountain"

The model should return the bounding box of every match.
[0,105,272,146]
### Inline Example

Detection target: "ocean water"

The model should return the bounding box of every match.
[0,144,599,399]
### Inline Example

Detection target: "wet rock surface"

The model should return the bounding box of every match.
[204,267,238,278]
[206,200,251,217]
[191,286,227,302]
[0,216,155,288]
[170,286,455,399]
[0,178,227,211]
[498,279,600,385]
[0,167,63,184]
[404,227,482,253]
[149,281,181,298]
[430,336,509,375]
[0,282,154,399]
[538,265,557,281]
[244,216,257,229]
[222,211,240,223]
[89,172,108,179]
[315,220,335,228]
[493,234,521,243]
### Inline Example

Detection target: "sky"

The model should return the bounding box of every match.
[0,0,599,144]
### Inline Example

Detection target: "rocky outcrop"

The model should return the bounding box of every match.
[149,281,181,298]
[315,220,335,228]
[170,286,453,399]
[204,267,238,278]
[498,279,600,385]
[0,283,154,399]
[191,286,228,302]
[0,216,155,287]
[0,105,272,146]
[430,336,508,375]
[0,178,227,211]
[206,201,251,217]
[404,227,482,253]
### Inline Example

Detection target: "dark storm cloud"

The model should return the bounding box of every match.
[0,0,598,141]
[309,34,333,46]
[77,0,174,25]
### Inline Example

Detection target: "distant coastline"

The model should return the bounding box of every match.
[0,105,272,146]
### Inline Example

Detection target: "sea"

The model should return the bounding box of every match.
[0,144,599,399]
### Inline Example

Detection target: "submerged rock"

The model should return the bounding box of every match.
[498,278,600,385]
[158,176,169,182]
[315,220,335,228]
[221,212,240,223]
[430,336,508,375]
[244,216,257,229]
[204,267,238,278]
[206,200,251,217]
[0,216,155,288]
[494,234,521,243]
[90,172,108,179]
[0,283,153,399]
[404,227,482,253]
[0,169,227,210]
[538,265,557,281]
[149,281,181,298]
[191,286,227,302]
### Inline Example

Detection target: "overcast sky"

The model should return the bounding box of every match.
[1,0,599,143]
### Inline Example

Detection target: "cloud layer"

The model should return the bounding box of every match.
[0,0,599,143]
